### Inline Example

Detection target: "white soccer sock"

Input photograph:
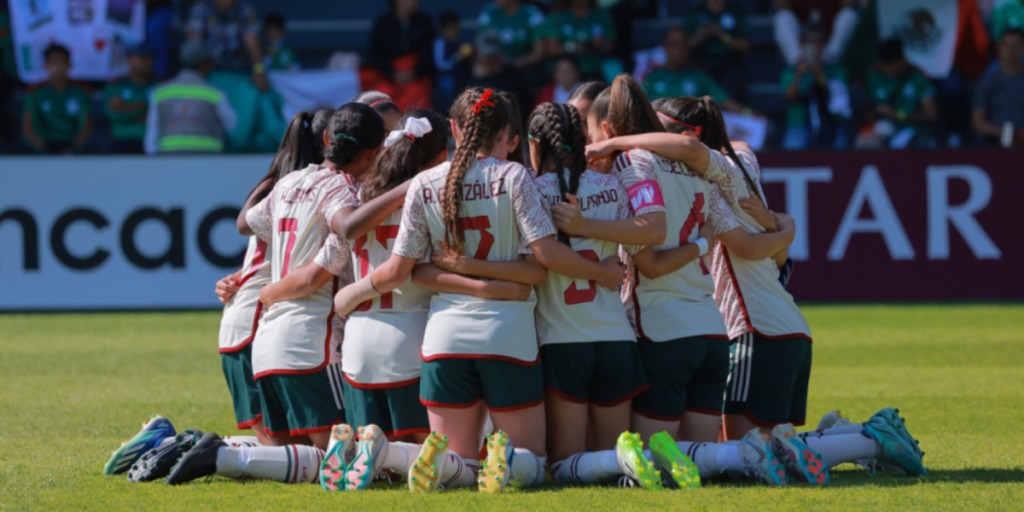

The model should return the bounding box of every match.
[800,433,881,468]
[222,436,261,447]
[673,441,743,478]
[379,441,422,474]
[217,445,324,483]
[439,451,480,488]
[551,450,621,484]
[510,448,545,487]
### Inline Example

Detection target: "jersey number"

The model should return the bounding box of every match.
[679,193,709,275]
[455,216,494,260]
[278,218,298,278]
[564,249,600,305]
[354,225,400,311]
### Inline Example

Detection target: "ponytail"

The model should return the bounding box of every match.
[499,91,526,165]
[655,95,761,200]
[443,88,509,254]
[323,103,386,168]
[246,110,317,205]
[361,110,450,203]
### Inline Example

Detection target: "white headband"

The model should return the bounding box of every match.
[383,117,433,148]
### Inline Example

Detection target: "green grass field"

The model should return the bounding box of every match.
[1,305,1022,510]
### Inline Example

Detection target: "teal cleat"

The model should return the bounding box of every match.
[770,424,829,484]
[862,408,927,477]
[320,424,355,491]
[103,415,176,475]
[740,428,788,487]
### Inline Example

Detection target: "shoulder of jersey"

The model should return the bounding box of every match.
[533,171,559,190]
[583,168,622,189]
[733,146,760,175]
[417,161,451,184]
[613,148,654,172]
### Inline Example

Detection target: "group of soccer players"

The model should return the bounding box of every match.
[103,77,927,492]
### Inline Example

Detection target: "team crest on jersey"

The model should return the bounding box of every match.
[627,180,664,213]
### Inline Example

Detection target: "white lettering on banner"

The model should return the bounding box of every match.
[761,168,832,261]
[828,166,915,261]
[926,166,1001,260]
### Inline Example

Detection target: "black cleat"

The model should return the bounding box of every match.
[165,432,225,485]
[128,430,205,483]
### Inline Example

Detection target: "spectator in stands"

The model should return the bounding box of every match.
[22,45,93,155]
[972,29,1024,146]
[780,27,852,149]
[992,0,1024,40]
[535,55,582,106]
[539,0,617,81]
[185,0,269,91]
[434,10,468,113]
[863,38,937,149]
[463,29,529,115]
[144,42,237,154]
[685,0,750,102]
[364,0,436,111]
[263,13,297,71]
[145,0,174,79]
[477,0,547,69]
[774,0,859,67]
[642,27,744,113]
[104,46,156,154]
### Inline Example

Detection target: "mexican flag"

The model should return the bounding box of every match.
[842,0,991,81]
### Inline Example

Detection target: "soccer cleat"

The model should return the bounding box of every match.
[862,408,927,477]
[103,415,177,475]
[770,424,829,484]
[648,431,700,489]
[346,425,388,491]
[127,430,204,483]
[478,430,514,494]
[739,428,788,487]
[614,432,663,490]
[165,432,225,485]
[320,424,355,491]
[408,431,449,493]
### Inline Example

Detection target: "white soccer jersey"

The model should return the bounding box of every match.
[613,149,739,342]
[705,147,812,341]
[245,165,358,379]
[344,206,434,387]
[218,236,272,353]
[393,157,556,363]
[533,169,638,345]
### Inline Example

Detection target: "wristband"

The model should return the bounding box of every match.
[253,62,266,74]
[695,237,710,257]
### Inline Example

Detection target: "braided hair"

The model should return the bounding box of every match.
[443,88,509,254]
[361,110,450,203]
[528,102,586,245]
[655,95,760,200]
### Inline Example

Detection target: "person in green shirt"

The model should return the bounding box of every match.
[104,46,155,154]
[642,27,744,113]
[992,0,1024,41]
[22,45,93,154]
[684,0,750,101]
[865,38,937,148]
[477,0,546,68]
[780,27,852,150]
[263,13,297,71]
[538,0,616,79]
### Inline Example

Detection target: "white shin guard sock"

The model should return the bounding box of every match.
[439,451,480,488]
[674,441,743,478]
[379,441,422,474]
[800,433,881,468]
[510,448,545,487]
[218,445,325,483]
[802,424,865,437]
[222,436,261,447]
[551,450,620,484]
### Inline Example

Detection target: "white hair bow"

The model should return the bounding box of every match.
[383,117,433,148]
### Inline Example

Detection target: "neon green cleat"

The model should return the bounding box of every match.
[615,432,663,490]
[648,431,700,489]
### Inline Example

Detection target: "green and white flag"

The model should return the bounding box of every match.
[876,0,959,78]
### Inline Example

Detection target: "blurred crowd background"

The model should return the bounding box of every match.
[1,0,1023,156]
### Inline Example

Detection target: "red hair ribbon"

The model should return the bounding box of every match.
[369,98,391,108]
[657,111,702,135]
[471,89,496,114]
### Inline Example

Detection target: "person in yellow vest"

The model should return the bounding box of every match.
[144,41,237,154]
